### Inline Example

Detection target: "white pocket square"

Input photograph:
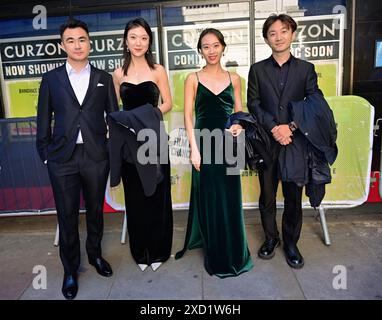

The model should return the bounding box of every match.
[97,83,104,87]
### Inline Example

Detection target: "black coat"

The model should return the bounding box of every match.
[108,104,168,197]
[225,111,272,171]
[290,93,338,166]
[284,93,338,207]
[36,64,118,163]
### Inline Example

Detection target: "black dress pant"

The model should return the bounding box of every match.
[47,145,109,275]
[258,143,303,248]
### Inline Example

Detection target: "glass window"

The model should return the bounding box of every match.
[162,2,250,113]
[162,2,250,205]
[254,0,345,96]
[0,8,157,118]
[375,40,382,68]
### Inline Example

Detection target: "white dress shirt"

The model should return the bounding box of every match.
[65,61,91,144]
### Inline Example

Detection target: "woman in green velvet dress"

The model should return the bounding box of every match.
[175,28,253,278]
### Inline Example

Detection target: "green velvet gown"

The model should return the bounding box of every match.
[175,73,253,278]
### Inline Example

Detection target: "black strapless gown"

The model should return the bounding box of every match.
[120,81,173,266]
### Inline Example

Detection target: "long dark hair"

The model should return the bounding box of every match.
[122,18,155,75]
[197,28,226,53]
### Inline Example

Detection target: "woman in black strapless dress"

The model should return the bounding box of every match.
[112,18,173,272]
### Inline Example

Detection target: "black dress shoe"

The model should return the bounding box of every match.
[89,257,113,277]
[62,274,78,300]
[284,246,304,269]
[258,238,280,259]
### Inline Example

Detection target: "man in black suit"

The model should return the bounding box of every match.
[247,14,321,269]
[36,19,118,299]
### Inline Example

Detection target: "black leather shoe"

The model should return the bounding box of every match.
[89,257,113,277]
[258,238,280,259]
[284,246,304,269]
[62,274,78,300]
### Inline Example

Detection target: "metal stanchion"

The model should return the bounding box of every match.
[54,223,59,247]
[121,211,127,244]
[318,205,331,246]
[376,119,382,199]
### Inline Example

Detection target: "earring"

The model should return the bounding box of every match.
[146,50,149,55]
[126,47,130,52]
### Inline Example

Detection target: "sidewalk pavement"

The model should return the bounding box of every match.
[0,203,381,300]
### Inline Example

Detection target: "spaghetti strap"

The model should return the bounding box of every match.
[195,72,200,82]
[227,71,232,84]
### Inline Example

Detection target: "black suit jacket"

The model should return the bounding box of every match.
[36,64,119,163]
[108,104,167,196]
[247,55,320,132]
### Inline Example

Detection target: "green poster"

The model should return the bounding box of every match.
[314,63,337,97]
[106,96,373,210]
[322,96,373,204]
[106,96,373,209]
[7,80,40,117]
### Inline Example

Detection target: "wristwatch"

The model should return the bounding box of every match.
[288,121,298,132]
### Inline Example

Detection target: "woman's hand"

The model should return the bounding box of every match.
[228,124,243,137]
[190,148,201,171]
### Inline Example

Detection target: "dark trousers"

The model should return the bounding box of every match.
[258,144,303,248]
[47,145,109,275]
[121,161,173,265]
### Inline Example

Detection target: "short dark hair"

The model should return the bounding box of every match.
[122,17,155,74]
[197,28,226,53]
[262,14,297,39]
[60,18,89,39]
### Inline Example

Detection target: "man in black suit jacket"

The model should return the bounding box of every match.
[247,14,321,269]
[36,19,118,299]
